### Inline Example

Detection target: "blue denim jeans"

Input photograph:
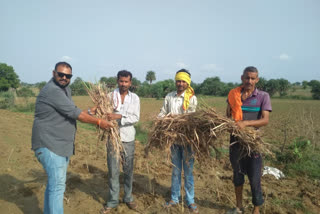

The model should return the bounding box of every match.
[106,141,135,208]
[35,147,69,214]
[170,144,195,205]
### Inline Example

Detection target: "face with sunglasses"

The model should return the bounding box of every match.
[53,65,73,88]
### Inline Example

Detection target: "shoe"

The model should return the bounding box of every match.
[99,206,113,214]
[188,204,199,213]
[226,207,244,214]
[126,201,138,210]
[164,200,178,208]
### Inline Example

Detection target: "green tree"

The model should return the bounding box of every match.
[278,78,291,97]
[136,81,151,97]
[130,77,141,92]
[36,81,47,90]
[198,77,230,96]
[256,77,268,91]
[146,71,156,84]
[100,76,117,88]
[308,80,319,88]
[0,63,20,91]
[265,79,280,97]
[302,80,309,89]
[310,80,320,100]
[70,77,88,95]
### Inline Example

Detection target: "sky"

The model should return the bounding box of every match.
[1,0,319,84]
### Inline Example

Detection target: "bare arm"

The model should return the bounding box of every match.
[236,110,270,129]
[77,111,113,129]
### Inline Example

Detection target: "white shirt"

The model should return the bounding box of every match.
[113,91,140,142]
[158,91,197,117]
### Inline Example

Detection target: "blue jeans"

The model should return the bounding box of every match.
[170,144,195,205]
[106,141,135,208]
[35,147,69,214]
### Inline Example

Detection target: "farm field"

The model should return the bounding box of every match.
[0,96,320,214]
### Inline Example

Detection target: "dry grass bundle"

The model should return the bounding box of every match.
[145,107,270,160]
[84,82,123,160]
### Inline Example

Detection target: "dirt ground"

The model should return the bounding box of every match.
[1,108,320,214]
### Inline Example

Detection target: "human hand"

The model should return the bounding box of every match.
[236,121,247,129]
[99,120,114,129]
[106,113,122,120]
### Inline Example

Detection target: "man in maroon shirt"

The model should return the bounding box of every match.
[226,66,272,214]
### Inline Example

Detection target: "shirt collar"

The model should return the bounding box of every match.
[174,91,185,97]
[252,88,259,96]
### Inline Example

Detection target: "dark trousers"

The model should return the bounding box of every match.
[230,136,264,206]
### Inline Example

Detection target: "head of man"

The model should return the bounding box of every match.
[175,69,191,94]
[52,62,73,88]
[117,70,132,94]
[241,66,259,91]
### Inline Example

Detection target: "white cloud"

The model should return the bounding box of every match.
[61,56,72,61]
[279,53,290,61]
[176,62,188,69]
[201,63,223,72]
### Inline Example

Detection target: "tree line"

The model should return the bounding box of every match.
[1,63,320,100]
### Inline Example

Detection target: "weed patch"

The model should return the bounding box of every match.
[135,122,149,144]
[274,137,320,179]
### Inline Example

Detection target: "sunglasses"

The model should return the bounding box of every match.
[55,71,73,79]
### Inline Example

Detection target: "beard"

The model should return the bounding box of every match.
[54,78,70,88]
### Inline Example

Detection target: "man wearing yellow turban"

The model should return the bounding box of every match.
[158,69,198,213]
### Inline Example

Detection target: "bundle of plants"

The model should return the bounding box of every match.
[84,82,123,160]
[145,107,270,160]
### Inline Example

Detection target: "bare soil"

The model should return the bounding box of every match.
[1,100,320,213]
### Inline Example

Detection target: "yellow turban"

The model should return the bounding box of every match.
[175,72,195,111]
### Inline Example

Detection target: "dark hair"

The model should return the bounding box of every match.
[55,62,72,71]
[176,69,191,77]
[117,70,132,80]
[243,66,258,76]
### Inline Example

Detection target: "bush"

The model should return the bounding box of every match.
[275,137,320,179]
[0,90,15,109]
[16,87,35,97]
[13,102,35,113]
[310,80,320,100]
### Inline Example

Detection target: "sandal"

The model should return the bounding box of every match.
[99,206,113,214]
[164,200,178,208]
[126,201,138,210]
[188,203,199,213]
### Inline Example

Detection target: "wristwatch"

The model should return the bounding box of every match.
[88,108,92,115]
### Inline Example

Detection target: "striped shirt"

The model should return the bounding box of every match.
[240,88,272,120]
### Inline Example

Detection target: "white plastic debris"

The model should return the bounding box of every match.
[262,166,285,179]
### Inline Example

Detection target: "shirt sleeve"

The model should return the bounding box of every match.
[158,95,169,117]
[45,87,82,120]
[261,92,272,112]
[187,95,197,113]
[120,95,140,126]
